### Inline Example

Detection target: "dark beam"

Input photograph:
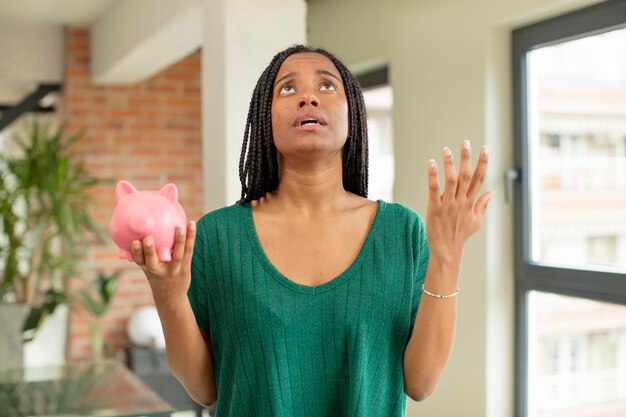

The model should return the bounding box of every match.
[0,84,61,132]
[0,105,55,113]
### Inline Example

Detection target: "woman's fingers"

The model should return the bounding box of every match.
[442,146,457,201]
[427,159,442,206]
[131,240,145,265]
[170,226,187,265]
[464,191,494,234]
[132,223,194,277]
[474,191,495,218]
[456,140,473,199]
[180,221,197,275]
[467,146,489,201]
[427,142,492,244]
[142,236,161,271]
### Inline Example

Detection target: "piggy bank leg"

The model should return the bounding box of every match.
[119,249,133,260]
[157,248,172,263]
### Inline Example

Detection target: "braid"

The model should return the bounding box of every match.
[238,97,254,201]
[237,45,369,204]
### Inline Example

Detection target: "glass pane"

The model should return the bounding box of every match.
[528,291,626,417]
[527,27,626,272]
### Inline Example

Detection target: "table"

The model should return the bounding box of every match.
[124,346,204,417]
[0,360,174,417]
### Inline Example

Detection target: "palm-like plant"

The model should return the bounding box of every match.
[0,119,110,339]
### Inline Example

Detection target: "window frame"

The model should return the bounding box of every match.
[355,66,388,90]
[512,1,626,415]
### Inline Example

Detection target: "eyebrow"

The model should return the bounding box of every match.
[273,69,342,87]
[317,70,341,82]
[274,72,296,86]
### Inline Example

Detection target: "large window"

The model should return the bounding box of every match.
[513,1,626,416]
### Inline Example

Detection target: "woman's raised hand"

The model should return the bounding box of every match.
[426,140,493,263]
[131,221,197,300]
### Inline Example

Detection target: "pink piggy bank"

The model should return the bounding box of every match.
[110,180,188,262]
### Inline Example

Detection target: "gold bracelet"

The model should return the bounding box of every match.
[422,284,460,299]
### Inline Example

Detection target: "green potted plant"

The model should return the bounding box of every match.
[0,118,110,370]
[78,271,121,362]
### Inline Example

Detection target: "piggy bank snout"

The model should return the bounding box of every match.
[128,212,154,235]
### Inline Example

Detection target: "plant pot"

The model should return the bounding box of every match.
[23,303,68,369]
[0,303,27,372]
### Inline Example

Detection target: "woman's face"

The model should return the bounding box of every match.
[270,52,349,161]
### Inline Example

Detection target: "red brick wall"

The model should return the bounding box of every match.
[60,28,204,361]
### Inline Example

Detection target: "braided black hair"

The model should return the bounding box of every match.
[237,44,368,204]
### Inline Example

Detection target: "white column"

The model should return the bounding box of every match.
[202,0,307,210]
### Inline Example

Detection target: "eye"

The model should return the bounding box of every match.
[320,82,336,92]
[279,84,295,95]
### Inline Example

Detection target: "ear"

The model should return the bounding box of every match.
[116,180,138,202]
[157,183,178,204]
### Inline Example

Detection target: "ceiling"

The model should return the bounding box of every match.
[0,0,206,130]
[0,0,116,25]
[0,0,172,128]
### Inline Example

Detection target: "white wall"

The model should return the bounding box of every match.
[202,0,307,209]
[0,21,63,102]
[307,0,604,416]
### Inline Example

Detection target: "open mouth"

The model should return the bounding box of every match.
[300,119,322,126]
[294,113,327,127]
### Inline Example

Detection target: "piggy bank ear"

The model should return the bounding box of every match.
[116,180,138,202]
[158,183,178,204]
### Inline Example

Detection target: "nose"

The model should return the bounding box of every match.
[129,212,154,235]
[298,93,319,108]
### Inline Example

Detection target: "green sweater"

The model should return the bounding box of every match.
[188,200,430,417]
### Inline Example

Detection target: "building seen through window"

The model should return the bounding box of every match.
[526,26,626,417]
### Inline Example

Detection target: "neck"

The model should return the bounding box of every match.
[270,154,351,217]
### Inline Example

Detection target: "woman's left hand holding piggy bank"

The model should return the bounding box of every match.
[131,222,197,304]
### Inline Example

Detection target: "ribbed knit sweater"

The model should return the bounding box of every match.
[188,200,430,417]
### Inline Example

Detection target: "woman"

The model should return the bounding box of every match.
[131,44,492,417]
